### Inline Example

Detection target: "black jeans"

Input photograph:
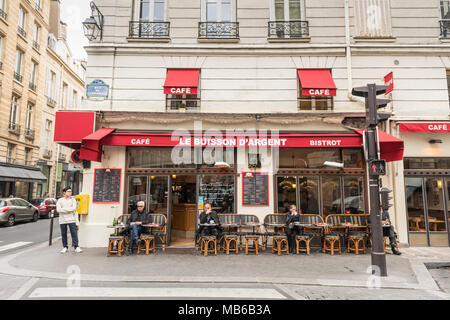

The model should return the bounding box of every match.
[60,223,79,248]
[383,226,397,247]
[286,226,299,251]
[200,227,220,237]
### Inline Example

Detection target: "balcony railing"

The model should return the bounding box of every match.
[440,19,450,38]
[8,122,20,135]
[32,40,40,50]
[198,22,239,39]
[0,8,6,20]
[29,82,36,91]
[14,72,23,83]
[43,148,52,159]
[18,26,26,38]
[47,97,56,107]
[298,97,334,111]
[58,153,66,162]
[166,97,201,112]
[129,21,170,38]
[268,20,309,39]
[24,128,35,140]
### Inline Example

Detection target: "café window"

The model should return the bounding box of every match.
[279,148,341,169]
[127,147,235,169]
[404,158,450,170]
[343,148,364,168]
[165,69,200,111]
[298,69,335,111]
[167,93,200,111]
[199,175,235,213]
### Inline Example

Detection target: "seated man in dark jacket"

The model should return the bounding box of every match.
[198,203,222,237]
[286,204,301,253]
[382,210,401,255]
[126,201,149,255]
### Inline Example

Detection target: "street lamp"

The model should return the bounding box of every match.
[82,1,103,41]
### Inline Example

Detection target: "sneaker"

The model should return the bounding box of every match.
[75,247,83,253]
[60,247,68,254]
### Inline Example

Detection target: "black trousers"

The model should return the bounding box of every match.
[286,227,299,251]
[383,226,397,247]
[200,227,220,237]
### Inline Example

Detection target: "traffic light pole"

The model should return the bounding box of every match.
[366,84,388,277]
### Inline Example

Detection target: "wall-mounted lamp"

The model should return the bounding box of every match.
[429,139,443,144]
[83,1,104,41]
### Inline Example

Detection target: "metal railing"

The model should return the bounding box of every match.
[14,72,23,83]
[268,20,309,39]
[129,21,170,38]
[29,82,36,91]
[440,19,450,38]
[47,97,56,107]
[18,26,26,38]
[166,98,201,111]
[198,22,239,39]
[298,97,334,111]
[24,128,35,139]
[32,40,40,50]
[0,8,6,20]
[8,122,20,135]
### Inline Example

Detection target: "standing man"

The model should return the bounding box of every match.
[286,204,301,253]
[126,201,149,255]
[199,203,222,237]
[56,186,82,253]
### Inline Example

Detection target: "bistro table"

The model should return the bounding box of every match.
[142,223,162,234]
[107,224,126,236]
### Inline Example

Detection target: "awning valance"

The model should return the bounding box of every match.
[163,69,200,95]
[399,122,450,133]
[355,129,404,162]
[297,69,337,97]
[80,128,116,162]
[0,166,47,183]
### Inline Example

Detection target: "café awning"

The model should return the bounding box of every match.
[80,128,116,162]
[163,69,200,95]
[355,129,404,162]
[0,165,47,183]
[399,122,450,133]
[54,112,96,149]
[297,69,337,97]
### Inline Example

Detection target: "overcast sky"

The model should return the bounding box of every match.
[60,0,91,60]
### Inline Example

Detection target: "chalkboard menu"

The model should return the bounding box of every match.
[93,169,121,203]
[242,172,269,206]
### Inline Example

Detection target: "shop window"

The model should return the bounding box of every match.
[278,148,341,169]
[343,148,364,168]
[199,175,235,213]
[404,158,450,170]
[322,176,342,216]
[298,176,319,214]
[167,93,200,111]
[343,176,365,214]
[277,176,296,213]
[127,176,148,212]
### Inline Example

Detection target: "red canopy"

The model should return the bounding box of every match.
[298,69,337,97]
[54,112,96,149]
[355,129,404,162]
[163,69,200,95]
[80,128,116,162]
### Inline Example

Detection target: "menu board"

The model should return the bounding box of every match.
[93,169,121,203]
[242,172,269,206]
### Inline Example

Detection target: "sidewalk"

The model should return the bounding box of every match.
[1,240,448,293]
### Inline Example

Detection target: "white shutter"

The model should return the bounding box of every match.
[355,0,392,38]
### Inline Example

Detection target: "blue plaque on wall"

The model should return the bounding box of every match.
[86,79,109,98]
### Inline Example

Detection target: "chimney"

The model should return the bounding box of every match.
[60,21,67,41]
[49,0,61,37]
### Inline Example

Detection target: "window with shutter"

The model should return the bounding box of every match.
[354,0,393,38]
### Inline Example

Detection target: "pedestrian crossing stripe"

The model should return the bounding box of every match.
[0,242,33,252]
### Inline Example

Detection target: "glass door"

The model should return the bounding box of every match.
[425,178,449,246]
[405,177,427,246]
[127,176,148,213]
[298,176,319,214]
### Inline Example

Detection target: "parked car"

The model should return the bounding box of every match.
[0,198,40,227]
[29,198,58,219]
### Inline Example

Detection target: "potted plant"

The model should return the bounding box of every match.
[178,103,187,112]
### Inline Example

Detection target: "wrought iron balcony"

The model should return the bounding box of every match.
[198,22,239,39]
[8,122,20,135]
[32,40,40,50]
[268,20,309,39]
[29,82,36,91]
[14,72,23,83]
[166,97,201,112]
[440,19,450,38]
[47,97,57,107]
[129,21,170,38]
[18,26,26,38]
[0,8,6,20]
[24,128,35,140]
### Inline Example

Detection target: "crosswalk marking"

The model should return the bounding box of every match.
[0,242,33,253]
[28,287,287,299]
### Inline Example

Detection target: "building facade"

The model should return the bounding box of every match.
[58,0,450,248]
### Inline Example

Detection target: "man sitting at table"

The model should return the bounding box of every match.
[286,204,301,253]
[382,209,401,255]
[199,203,222,237]
[126,201,149,255]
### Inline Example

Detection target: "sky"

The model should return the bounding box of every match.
[60,0,92,60]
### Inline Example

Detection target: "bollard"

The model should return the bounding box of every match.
[49,210,54,246]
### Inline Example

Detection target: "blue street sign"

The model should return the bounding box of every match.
[86,79,109,98]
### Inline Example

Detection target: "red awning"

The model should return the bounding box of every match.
[298,69,337,97]
[54,112,96,149]
[399,122,450,133]
[80,128,115,162]
[355,129,404,162]
[163,69,200,95]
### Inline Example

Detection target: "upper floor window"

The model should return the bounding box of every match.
[272,0,305,21]
[297,69,336,111]
[29,61,37,91]
[18,7,26,37]
[130,0,169,38]
[14,49,23,82]
[61,83,68,109]
[46,69,57,106]
[32,23,40,50]
[199,0,238,39]
[441,1,450,37]
[164,69,201,111]
[0,36,3,69]
[73,90,79,108]
[9,96,20,135]
[35,0,42,11]
[0,0,6,20]
[133,0,166,21]
[354,0,392,38]
[25,104,33,130]
[269,0,308,39]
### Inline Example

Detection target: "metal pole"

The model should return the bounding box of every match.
[366,84,388,277]
[49,210,54,246]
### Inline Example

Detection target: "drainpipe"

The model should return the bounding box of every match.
[344,0,359,102]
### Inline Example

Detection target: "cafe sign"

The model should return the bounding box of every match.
[86,79,109,98]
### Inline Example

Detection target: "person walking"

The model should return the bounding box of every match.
[56,186,82,253]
